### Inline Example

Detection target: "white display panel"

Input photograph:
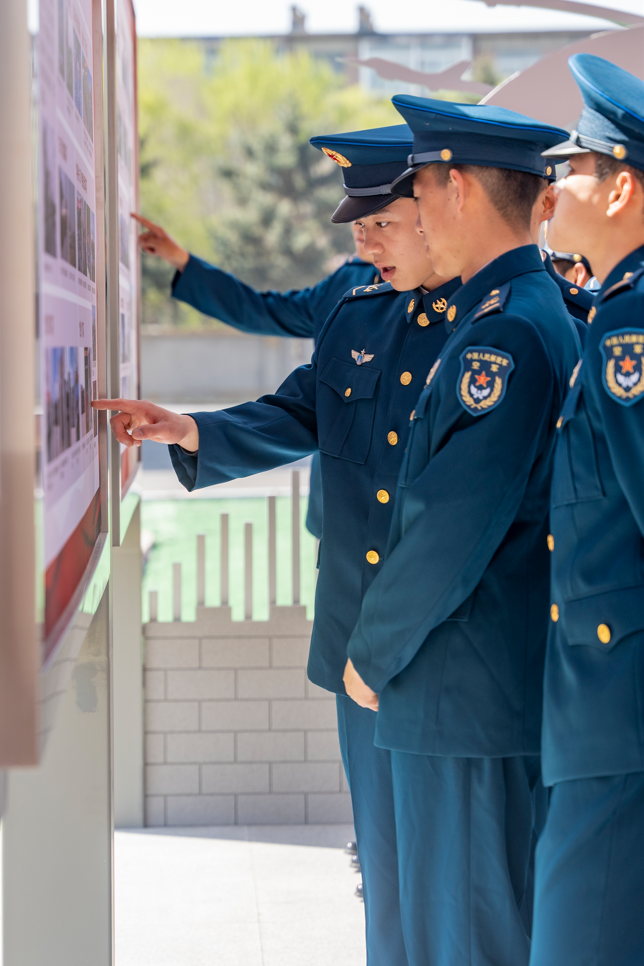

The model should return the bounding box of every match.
[38,0,102,659]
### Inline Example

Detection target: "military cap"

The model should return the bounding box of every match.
[388,96,569,196]
[310,124,413,223]
[543,54,644,172]
[547,248,593,274]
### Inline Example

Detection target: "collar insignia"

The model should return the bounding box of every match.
[588,305,597,324]
[407,298,415,315]
[600,329,644,406]
[432,297,447,313]
[457,346,515,417]
[322,147,352,167]
[447,304,457,323]
[352,349,374,366]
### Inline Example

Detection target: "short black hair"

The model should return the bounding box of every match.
[427,164,547,232]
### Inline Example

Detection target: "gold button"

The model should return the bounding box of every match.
[573,254,582,262]
[556,416,563,429]
[377,489,390,504]
[547,534,554,552]
[550,604,559,622]
[569,287,579,295]
[366,550,380,565]
[417,312,429,327]
[490,289,500,296]
[410,410,416,420]
[597,624,611,645]
[613,144,627,160]
[344,387,352,397]
[388,431,398,446]
[440,148,453,161]
[400,371,412,386]
[447,305,456,323]
[546,165,552,176]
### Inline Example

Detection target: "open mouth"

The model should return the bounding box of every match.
[377,265,396,280]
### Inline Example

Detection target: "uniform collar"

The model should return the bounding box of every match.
[444,244,545,332]
[597,244,644,301]
[404,276,461,324]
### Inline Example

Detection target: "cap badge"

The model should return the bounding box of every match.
[351,349,374,366]
[573,254,582,262]
[322,147,352,167]
[546,165,553,176]
[613,145,627,160]
[447,305,457,323]
[440,149,453,162]
[432,297,447,313]
[457,346,515,417]
[601,329,644,406]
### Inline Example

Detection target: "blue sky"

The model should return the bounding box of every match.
[132,0,644,37]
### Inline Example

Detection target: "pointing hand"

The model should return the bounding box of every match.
[91,398,199,451]
[131,213,190,271]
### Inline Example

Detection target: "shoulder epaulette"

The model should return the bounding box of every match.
[600,267,644,303]
[472,282,511,322]
[342,281,394,300]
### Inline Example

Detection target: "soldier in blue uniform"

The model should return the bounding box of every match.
[131,205,382,539]
[541,248,594,341]
[549,249,593,287]
[95,124,460,966]
[342,97,579,966]
[528,54,644,966]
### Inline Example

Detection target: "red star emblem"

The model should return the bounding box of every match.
[620,356,637,374]
[475,372,491,387]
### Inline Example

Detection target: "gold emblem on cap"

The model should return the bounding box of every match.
[408,298,415,314]
[432,298,447,314]
[546,165,552,176]
[597,623,611,645]
[550,604,559,622]
[447,305,457,323]
[417,312,430,327]
[588,305,597,324]
[613,144,627,160]
[440,149,453,161]
[573,253,582,262]
[321,147,352,167]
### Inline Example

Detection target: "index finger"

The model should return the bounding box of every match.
[131,213,158,230]
[91,397,142,412]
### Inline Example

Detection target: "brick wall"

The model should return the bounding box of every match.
[143,605,353,826]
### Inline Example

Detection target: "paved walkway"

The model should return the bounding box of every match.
[115,824,365,966]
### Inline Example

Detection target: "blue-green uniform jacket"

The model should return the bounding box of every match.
[171,253,380,538]
[542,250,595,344]
[169,277,461,693]
[347,245,581,758]
[542,245,644,786]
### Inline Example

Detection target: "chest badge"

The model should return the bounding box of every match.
[351,349,374,366]
[601,329,644,406]
[457,346,515,417]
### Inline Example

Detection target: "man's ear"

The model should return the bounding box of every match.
[448,167,467,213]
[542,184,556,222]
[606,170,636,219]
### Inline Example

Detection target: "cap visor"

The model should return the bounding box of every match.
[542,139,592,159]
[389,165,423,198]
[331,194,397,224]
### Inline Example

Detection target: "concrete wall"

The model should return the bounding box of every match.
[143,605,351,827]
[141,330,314,403]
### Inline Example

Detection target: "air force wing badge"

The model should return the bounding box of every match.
[351,349,374,366]
[600,329,644,406]
[457,346,515,417]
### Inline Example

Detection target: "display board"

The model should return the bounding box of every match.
[115,0,140,496]
[37,0,105,661]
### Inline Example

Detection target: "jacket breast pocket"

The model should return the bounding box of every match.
[551,382,604,507]
[318,358,381,464]
[565,585,644,651]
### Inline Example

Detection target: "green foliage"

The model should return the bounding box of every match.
[138,39,397,327]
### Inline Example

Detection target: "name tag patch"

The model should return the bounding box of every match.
[600,329,644,406]
[457,346,515,416]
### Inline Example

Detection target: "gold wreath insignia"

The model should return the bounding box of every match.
[432,297,447,313]
[322,147,352,167]
[408,298,415,314]
[605,358,644,401]
[460,371,503,411]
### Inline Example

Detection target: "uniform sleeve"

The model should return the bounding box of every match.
[171,255,335,339]
[347,318,557,692]
[588,293,644,537]
[169,360,320,491]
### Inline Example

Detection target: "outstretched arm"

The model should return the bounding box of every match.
[91,397,199,449]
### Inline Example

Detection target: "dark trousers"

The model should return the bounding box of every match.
[531,772,644,966]
[336,695,409,966]
[391,752,540,966]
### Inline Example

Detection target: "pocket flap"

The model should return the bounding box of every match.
[565,585,644,650]
[320,357,381,403]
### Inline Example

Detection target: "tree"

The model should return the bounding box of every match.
[138,39,397,327]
